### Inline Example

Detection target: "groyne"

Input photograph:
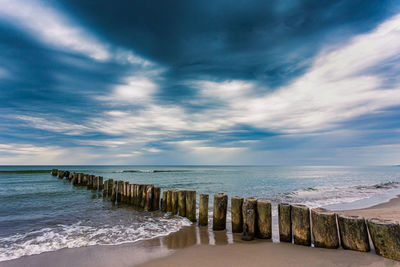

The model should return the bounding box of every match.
[51,169,400,262]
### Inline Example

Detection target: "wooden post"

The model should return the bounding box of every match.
[185,190,196,222]
[111,181,117,203]
[231,196,244,233]
[87,175,92,189]
[108,179,113,197]
[311,208,339,248]
[367,218,400,261]
[126,183,131,203]
[166,190,173,212]
[93,176,98,191]
[178,190,186,217]
[153,187,161,211]
[132,184,137,205]
[291,204,311,246]
[141,185,148,208]
[58,170,64,179]
[199,194,209,226]
[213,193,227,230]
[278,203,292,242]
[72,173,78,185]
[137,185,144,207]
[99,176,103,191]
[242,197,257,241]
[68,172,73,181]
[117,181,123,203]
[129,184,136,206]
[77,173,82,185]
[51,169,58,176]
[124,181,129,203]
[171,190,178,214]
[161,191,168,212]
[338,214,370,252]
[64,171,69,179]
[256,199,272,239]
[103,180,108,197]
[145,185,154,211]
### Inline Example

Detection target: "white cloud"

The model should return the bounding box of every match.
[96,75,158,103]
[195,13,400,133]
[0,0,149,65]
[14,115,90,136]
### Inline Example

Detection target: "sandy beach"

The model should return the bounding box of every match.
[2,197,400,267]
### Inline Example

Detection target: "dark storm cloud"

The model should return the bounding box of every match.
[60,0,397,89]
[0,0,400,164]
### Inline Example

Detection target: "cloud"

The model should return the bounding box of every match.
[194,14,400,133]
[0,0,149,65]
[1,1,399,164]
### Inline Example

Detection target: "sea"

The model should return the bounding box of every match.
[1,165,400,262]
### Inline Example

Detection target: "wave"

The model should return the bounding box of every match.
[0,170,51,174]
[0,215,191,262]
[274,180,400,209]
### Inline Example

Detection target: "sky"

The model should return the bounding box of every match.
[0,0,400,165]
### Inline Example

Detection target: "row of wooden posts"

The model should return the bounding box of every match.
[52,169,400,261]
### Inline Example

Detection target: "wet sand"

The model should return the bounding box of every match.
[3,197,400,267]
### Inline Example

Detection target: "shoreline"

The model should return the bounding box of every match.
[3,196,400,267]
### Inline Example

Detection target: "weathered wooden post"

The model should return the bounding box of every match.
[77,173,82,185]
[199,194,209,226]
[153,187,160,210]
[111,181,117,203]
[161,191,168,212]
[87,175,92,189]
[338,214,370,252]
[185,190,196,222]
[242,197,257,241]
[166,190,173,212]
[367,218,400,261]
[137,185,144,207]
[68,172,73,181]
[102,180,108,197]
[145,185,154,211]
[311,208,339,248]
[130,184,134,205]
[93,176,98,191]
[291,204,311,246]
[117,181,123,203]
[132,184,137,205]
[72,173,77,185]
[278,203,292,242]
[58,170,64,179]
[124,181,129,203]
[171,190,178,214]
[126,183,131,203]
[231,196,244,233]
[213,193,227,230]
[141,185,148,208]
[64,171,69,179]
[256,199,272,239]
[99,176,103,190]
[51,169,58,176]
[178,190,186,217]
[108,179,113,196]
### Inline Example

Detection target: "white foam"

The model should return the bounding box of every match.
[0,215,191,262]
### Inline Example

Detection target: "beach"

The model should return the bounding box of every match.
[3,196,400,267]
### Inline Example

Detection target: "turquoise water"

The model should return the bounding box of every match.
[1,165,400,261]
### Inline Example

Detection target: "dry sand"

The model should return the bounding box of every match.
[3,197,400,267]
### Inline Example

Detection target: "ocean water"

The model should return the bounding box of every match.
[1,165,400,261]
